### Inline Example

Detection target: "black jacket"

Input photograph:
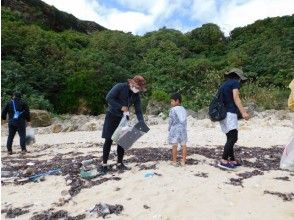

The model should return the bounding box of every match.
[1,98,31,123]
[106,82,143,121]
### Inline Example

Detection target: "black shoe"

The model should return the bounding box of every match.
[117,163,131,171]
[21,149,28,154]
[100,165,108,175]
[8,151,13,155]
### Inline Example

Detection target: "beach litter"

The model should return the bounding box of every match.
[26,162,35,166]
[1,171,20,183]
[29,168,61,182]
[80,159,99,179]
[89,203,124,218]
[144,171,155,178]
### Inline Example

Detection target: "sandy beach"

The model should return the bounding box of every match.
[1,111,294,219]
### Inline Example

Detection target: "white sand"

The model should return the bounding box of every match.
[1,115,294,219]
[2,118,293,148]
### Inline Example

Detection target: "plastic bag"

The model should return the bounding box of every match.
[111,115,131,142]
[280,133,294,171]
[117,120,150,150]
[26,127,36,145]
[288,79,294,111]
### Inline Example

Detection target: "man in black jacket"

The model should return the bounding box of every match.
[101,75,146,173]
[1,92,31,155]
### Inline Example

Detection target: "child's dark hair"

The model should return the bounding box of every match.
[171,93,182,103]
[13,91,22,99]
[225,72,240,80]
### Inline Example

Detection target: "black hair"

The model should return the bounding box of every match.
[225,72,240,80]
[13,91,22,99]
[170,93,182,103]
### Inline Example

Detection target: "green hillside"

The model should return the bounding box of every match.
[1,0,293,114]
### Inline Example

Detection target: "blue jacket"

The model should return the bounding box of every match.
[106,82,144,121]
[1,98,31,124]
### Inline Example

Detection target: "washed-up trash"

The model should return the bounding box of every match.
[2,177,18,183]
[16,177,29,183]
[81,159,94,166]
[144,171,155,178]
[1,170,19,178]
[26,127,35,145]
[280,133,294,171]
[80,159,99,179]
[29,168,61,181]
[80,166,99,179]
[26,162,35,166]
[1,171,20,183]
[89,203,123,218]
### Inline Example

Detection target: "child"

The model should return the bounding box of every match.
[168,93,187,166]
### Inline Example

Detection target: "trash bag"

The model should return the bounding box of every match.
[288,79,294,111]
[117,120,150,150]
[280,133,294,171]
[26,127,35,145]
[111,115,131,142]
[112,114,150,150]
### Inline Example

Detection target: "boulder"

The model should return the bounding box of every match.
[51,124,63,133]
[80,121,98,131]
[186,109,198,118]
[186,108,208,119]
[196,108,209,120]
[30,110,52,127]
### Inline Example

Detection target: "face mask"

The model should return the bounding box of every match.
[131,87,140,93]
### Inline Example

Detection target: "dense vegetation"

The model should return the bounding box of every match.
[1,3,294,114]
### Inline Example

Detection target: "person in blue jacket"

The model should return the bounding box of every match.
[1,92,31,155]
[101,75,146,173]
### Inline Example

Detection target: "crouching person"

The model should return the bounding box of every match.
[101,75,146,174]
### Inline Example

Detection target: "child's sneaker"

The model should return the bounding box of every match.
[218,162,236,170]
